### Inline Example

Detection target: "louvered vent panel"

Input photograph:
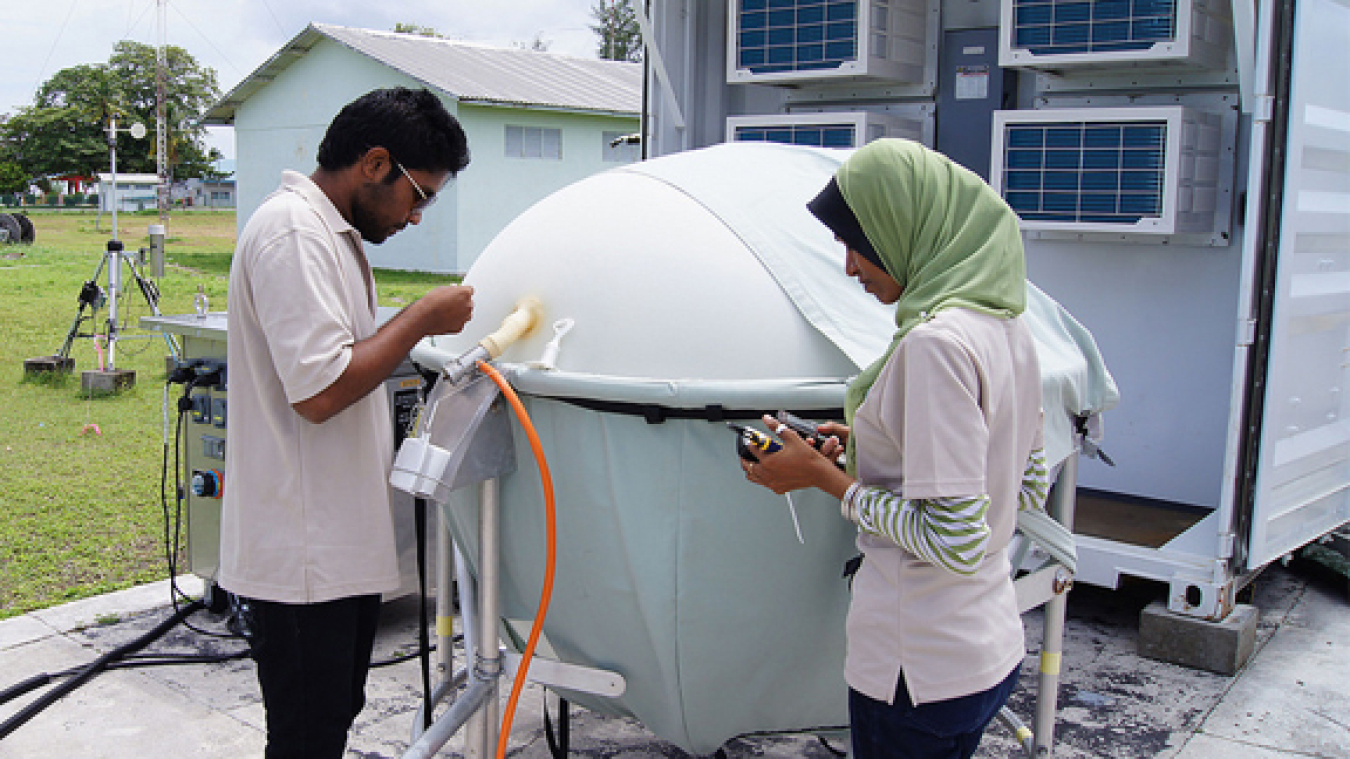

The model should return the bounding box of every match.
[998,0,1231,70]
[728,0,931,84]
[1002,120,1168,224]
[735,0,860,75]
[1011,0,1177,56]
[991,106,1224,235]
[726,112,928,148]
[733,123,860,148]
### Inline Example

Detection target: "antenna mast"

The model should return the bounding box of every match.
[155,0,169,220]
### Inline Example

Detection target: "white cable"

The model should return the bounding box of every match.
[162,382,172,442]
[784,493,805,545]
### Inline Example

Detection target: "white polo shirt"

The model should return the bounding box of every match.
[220,171,401,603]
[845,307,1043,705]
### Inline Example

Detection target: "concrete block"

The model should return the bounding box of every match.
[81,368,137,393]
[1138,600,1258,675]
[23,355,74,375]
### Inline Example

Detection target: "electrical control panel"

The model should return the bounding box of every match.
[145,312,431,598]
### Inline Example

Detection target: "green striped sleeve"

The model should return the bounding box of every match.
[849,488,992,576]
[1019,447,1049,514]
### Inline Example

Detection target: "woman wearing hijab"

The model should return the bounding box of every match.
[741,139,1049,759]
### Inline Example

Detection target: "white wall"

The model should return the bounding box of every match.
[1027,234,1246,508]
[232,40,452,268]
[231,38,639,274]
[453,104,640,272]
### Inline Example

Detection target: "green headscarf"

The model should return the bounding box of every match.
[834,139,1028,472]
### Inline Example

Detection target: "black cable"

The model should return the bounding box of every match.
[163,378,239,639]
[415,496,433,730]
[0,673,57,708]
[160,385,183,591]
[370,640,457,669]
[817,734,847,757]
[117,650,250,665]
[544,693,571,758]
[0,599,205,741]
[0,647,254,707]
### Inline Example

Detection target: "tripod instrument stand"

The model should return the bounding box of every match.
[24,116,179,383]
[53,238,180,369]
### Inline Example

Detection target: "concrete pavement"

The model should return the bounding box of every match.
[1,557,1347,758]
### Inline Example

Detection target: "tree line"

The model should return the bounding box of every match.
[0,41,223,197]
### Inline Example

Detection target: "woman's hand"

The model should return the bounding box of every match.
[741,415,854,499]
[817,420,850,447]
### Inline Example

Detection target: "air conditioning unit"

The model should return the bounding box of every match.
[990,106,1224,236]
[727,0,931,85]
[726,111,928,148]
[998,0,1231,71]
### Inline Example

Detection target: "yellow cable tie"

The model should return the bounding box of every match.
[1015,726,1033,743]
[437,615,456,637]
[1040,651,1062,675]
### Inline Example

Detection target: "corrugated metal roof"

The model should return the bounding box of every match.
[203,23,642,124]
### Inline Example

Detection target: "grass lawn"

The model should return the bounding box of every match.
[0,208,460,620]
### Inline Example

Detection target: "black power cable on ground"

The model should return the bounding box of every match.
[0,649,252,708]
[0,599,206,741]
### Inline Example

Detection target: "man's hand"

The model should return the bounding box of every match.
[412,285,475,336]
[292,285,475,425]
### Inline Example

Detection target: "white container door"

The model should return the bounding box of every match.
[1245,0,1350,568]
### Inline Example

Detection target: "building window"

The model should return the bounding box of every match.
[603,131,640,163]
[505,125,562,159]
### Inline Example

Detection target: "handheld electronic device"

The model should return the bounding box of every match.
[774,410,848,470]
[727,422,781,462]
[775,409,822,442]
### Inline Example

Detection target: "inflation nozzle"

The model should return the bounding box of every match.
[441,297,544,384]
[526,318,575,371]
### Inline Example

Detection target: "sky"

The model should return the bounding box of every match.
[0,0,603,160]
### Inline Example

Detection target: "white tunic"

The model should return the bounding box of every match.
[845,308,1043,705]
[220,171,400,603]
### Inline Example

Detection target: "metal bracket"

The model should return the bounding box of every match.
[1166,575,1236,620]
[502,651,627,698]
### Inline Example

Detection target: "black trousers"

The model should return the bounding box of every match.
[247,595,383,759]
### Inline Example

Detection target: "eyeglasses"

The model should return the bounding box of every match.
[394,159,438,210]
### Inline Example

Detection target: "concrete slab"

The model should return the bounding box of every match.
[1171,733,1309,758]
[28,577,202,634]
[1,563,1346,758]
[988,584,1231,759]
[0,629,264,757]
[0,614,59,651]
[1193,578,1350,757]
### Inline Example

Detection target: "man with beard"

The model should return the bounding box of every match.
[222,87,474,759]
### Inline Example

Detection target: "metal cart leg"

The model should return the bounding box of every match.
[1033,454,1078,757]
[402,479,504,759]
[465,478,502,759]
[437,517,457,692]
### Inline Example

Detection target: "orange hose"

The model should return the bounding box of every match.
[477,361,557,759]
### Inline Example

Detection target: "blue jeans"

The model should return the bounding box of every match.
[849,665,1020,759]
